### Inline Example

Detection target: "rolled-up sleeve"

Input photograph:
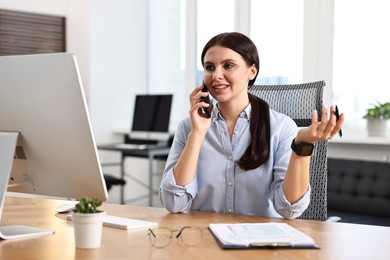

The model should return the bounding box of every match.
[269,114,311,219]
[274,184,311,219]
[159,119,198,213]
[160,167,198,213]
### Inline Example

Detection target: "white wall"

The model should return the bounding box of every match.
[88,0,147,142]
[0,0,147,143]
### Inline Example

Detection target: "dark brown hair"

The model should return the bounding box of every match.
[201,32,270,170]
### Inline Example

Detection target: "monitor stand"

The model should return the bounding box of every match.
[0,132,54,240]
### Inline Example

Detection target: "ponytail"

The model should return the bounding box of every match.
[236,93,270,170]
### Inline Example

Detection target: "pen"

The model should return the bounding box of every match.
[335,105,342,137]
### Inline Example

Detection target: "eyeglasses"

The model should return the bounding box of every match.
[148,226,206,248]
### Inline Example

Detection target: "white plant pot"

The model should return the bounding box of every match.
[72,211,106,249]
[366,119,388,137]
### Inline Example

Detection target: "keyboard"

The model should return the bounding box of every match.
[67,214,158,230]
[102,215,158,230]
[112,143,151,150]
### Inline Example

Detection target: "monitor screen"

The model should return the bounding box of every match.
[129,94,172,142]
[0,53,108,202]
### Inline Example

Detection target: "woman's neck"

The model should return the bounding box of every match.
[218,94,249,120]
[218,95,250,139]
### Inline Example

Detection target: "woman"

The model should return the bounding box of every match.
[160,32,344,219]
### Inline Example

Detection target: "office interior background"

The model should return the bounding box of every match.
[1,0,389,205]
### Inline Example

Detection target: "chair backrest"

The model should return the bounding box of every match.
[248,80,328,221]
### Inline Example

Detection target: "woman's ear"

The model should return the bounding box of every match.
[249,64,258,80]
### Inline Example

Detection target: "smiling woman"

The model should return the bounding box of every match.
[159,32,343,219]
[202,45,257,107]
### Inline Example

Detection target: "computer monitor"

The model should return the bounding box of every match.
[128,94,173,142]
[0,53,108,239]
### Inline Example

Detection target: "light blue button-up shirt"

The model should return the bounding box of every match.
[160,104,310,219]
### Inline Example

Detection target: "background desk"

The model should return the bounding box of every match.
[98,143,170,206]
[2,196,390,259]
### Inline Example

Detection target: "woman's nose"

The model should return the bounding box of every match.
[212,67,224,80]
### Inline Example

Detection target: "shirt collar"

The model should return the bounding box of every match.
[242,104,251,120]
[213,103,251,121]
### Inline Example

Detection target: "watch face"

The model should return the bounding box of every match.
[291,139,314,156]
[300,145,314,156]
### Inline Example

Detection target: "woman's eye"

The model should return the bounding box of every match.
[224,63,234,69]
[204,65,215,72]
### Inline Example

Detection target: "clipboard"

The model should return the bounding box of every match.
[209,223,319,249]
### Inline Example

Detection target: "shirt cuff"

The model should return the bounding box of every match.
[165,171,198,199]
[275,184,311,219]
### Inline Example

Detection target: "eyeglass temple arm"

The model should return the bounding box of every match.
[148,228,157,238]
[175,226,192,239]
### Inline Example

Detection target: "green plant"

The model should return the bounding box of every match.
[363,100,390,120]
[74,197,102,214]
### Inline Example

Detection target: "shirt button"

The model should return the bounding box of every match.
[228,209,232,213]
[228,156,232,160]
[228,181,232,187]
[233,131,238,135]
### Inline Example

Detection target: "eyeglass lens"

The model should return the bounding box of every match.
[149,227,173,248]
[148,226,203,248]
[177,226,202,247]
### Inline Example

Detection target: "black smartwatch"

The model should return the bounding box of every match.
[291,138,314,156]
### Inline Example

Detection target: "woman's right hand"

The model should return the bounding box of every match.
[172,86,213,186]
[188,85,213,137]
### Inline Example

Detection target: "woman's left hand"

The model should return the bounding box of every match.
[295,106,344,144]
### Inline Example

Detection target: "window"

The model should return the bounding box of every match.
[196,0,303,86]
[196,0,235,84]
[147,0,385,134]
[148,0,186,127]
[250,0,303,85]
[148,0,235,125]
[332,0,390,128]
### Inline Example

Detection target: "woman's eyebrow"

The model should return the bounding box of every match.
[204,59,237,65]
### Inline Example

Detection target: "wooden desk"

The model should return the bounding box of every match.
[1,196,390,259]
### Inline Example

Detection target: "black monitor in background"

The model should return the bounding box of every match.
[127,94,173,143]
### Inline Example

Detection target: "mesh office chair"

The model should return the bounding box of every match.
[248,80,328,221]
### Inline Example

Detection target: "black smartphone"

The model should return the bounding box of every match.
[198,83,213,118]
[335,105,342,137]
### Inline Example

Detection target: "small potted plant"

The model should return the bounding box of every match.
[72,197,106,249]
[363,100,390,137]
